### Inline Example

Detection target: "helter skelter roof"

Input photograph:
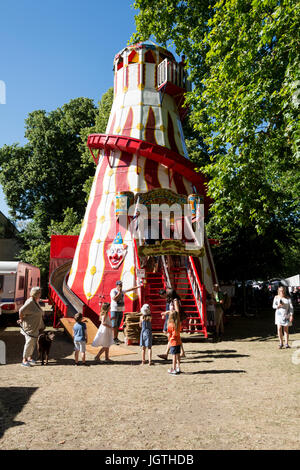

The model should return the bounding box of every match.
[114,42,176,64]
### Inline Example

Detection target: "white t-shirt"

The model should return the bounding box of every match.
[110,288,125,312]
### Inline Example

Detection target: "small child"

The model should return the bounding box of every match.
[92,303,114,363]
[139,304,153,366]
[167,309,182,375]
[73,313,88,366]
[158,300,185,360]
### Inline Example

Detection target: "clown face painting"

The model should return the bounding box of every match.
[106,232,128,269]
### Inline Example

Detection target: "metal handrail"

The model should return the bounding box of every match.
[161,255,171,289]
[186,256,207,335]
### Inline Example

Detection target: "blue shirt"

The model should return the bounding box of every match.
[73,322,86,342]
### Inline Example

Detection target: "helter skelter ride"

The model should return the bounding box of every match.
[49,42,218,336]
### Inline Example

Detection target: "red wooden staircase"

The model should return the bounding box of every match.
[144,272,165,331]
[144,260,207,337]
[171,267,207,336]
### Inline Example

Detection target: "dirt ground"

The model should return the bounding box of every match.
[0,310,299,451]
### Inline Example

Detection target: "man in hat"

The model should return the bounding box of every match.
[110,280,142,344]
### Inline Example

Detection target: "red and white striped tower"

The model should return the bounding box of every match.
[67,43,217,325]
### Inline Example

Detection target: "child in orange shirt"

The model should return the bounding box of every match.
[167,310,181,375]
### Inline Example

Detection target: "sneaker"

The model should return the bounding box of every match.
[114,338,121,345]
[176,367,181,374]
[28,359,36,365]
[21,362,31,367]
[278,344,283,349]
[168,368,178,375]
[284,344,290,349]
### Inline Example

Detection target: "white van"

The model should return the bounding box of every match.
[0,262,40,315]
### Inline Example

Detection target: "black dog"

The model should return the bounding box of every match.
[37,331,55,365]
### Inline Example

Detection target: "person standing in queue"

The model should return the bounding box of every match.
[18,287,45,367]
[110,280,142,345]
[273,286,294,349]
[213,284,225,342]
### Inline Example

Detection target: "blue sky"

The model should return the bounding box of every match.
[0,0,138,217]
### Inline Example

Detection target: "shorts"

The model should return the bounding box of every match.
[110,311,123,329]
[170,345,181,355]
[74,340,86,353]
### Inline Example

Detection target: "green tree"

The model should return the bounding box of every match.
[18,208,82,294]
[80,87,114,197]
[0,97,97,229]
[0,91,113,289]
[132,0,300,280]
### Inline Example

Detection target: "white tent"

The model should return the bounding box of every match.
[284,274,300,287]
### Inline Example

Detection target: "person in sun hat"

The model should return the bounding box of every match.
[139,304,153,365]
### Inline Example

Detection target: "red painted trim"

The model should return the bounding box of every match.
[173,172,188,195]
[87,133,207,190]
[189,256,207,337]
[189,256,202,294]
[167,112,180,154]
[122,108,133,137]
[144,158,160,190]
[133,239,143,307]
[145,107,157,145]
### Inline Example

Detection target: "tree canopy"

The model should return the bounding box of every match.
[0,91,113,290]
[132,0,299,229]
[132,0,300,279]
[0,97,97,229]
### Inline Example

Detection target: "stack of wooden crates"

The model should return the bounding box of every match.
[123,312,141,345]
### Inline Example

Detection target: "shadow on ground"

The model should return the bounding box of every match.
[184,369,246,375]
[0,387,38,439]
[218,309,299,342]
[0,329,74,365]
[1,310,299,366]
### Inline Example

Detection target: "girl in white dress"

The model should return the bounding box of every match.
[273,286,294,349]
[92,303,114,362]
